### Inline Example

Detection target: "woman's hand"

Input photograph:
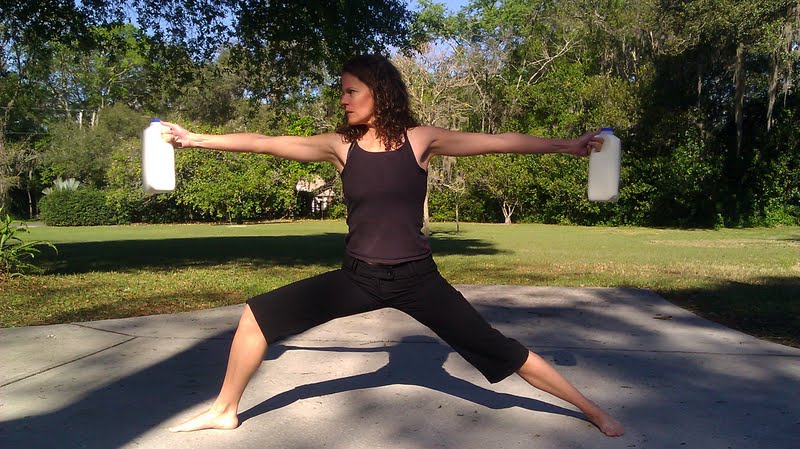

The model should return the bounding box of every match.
[564,129,604,157]
[160,121,193,149]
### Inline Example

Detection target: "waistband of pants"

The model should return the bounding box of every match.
[342,253,437,280]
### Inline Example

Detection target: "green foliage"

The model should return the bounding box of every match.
[521,62,593,137]
[520,155,598,225]
[461,153,535,223]
[0,207,56,278]
[38,189,117,226]
[286,114,316,137]
[2,0,797,229]
[174,150,287,223]
[762,199,799,226]
[748,107,800,226]
[1,139,41,213]
[42,104,143,188]
[169,50,247,125]
[2,0,417,97]
[325,202,348,220]
[46,25,149,114]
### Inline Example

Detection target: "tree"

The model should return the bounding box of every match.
[766,2,800,131]
[428,155,467,231]
[45,25,150,127]
[1,139,42,217]
[645,0,800,224]
[393,47,470,129]
[462,153,534,224]
[0,143,19,210]
[2,0,796,227]
[393,46,471,234]
[42,104,143,188]
[1,0,97,138]
[169,50,248,126]
[657,0,799,155]
[2,0,419,216]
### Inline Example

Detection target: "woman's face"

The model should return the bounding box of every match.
[340,72,375,126]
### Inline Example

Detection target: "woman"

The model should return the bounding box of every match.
[164,54,624,437]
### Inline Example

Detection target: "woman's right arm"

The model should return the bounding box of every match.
[161,121,342,165]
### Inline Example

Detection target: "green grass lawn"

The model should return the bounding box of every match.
[3,221,798,347]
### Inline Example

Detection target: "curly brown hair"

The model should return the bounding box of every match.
[336,54,419,151]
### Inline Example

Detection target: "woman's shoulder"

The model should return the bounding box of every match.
[407,126,443,142]
[407,126,451,148]
[309,132,350,151]
[407,126,436,135]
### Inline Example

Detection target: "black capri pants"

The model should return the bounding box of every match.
[246,254,530,383]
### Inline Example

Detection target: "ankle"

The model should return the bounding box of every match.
[209,401,238,416]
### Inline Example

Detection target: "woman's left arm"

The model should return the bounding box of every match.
[415,126,603,159]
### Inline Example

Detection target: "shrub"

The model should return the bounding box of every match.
[39,188,117,226]
[325,201,347,219]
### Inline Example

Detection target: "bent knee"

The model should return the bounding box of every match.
[239,305,265,336]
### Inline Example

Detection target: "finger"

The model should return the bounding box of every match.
[160,130,174,144]
[159,128,180,147]
[586,129,602,139]
[160,121,182,138]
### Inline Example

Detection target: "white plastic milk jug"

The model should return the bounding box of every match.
[141,118,175,194]
[587,127,621,202]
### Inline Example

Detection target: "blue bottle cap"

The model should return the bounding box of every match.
[601,127,613,132]
[150,118,161,123]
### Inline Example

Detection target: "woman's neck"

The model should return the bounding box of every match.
[357,128,385,152]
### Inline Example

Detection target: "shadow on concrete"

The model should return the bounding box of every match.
[0,329,586,449]
[239,336,583,425]
[662,275,800,346]
[0,330,232,449]
[2,297,798,448]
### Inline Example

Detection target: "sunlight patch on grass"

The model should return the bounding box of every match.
[3,222,798,346]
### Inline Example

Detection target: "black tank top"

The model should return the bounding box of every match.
[340,135,431,264]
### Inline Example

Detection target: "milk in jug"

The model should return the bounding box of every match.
[141,118,175,194]
[587,127,620,202]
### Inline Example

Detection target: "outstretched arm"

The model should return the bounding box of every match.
[161,121,343,166]
[414,126,603,160]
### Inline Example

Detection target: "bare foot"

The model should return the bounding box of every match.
[169,408,239,432]
[586,410,625,437]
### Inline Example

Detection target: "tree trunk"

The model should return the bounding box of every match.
[767,50,779,132]
[27,187,33,218]
[502,201,515,224]
[786,2,800,108]
[734,42,745,157]
[455,200,460,233]
[26,167,34,218]
[697,61,708,142]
